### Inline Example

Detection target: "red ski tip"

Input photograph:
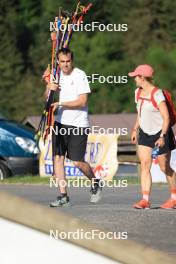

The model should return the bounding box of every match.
[84,3,93,14]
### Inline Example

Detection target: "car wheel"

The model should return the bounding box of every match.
[0,161,10,180]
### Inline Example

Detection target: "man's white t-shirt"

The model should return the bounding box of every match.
[57,67,91,127]
[135,88,165,135]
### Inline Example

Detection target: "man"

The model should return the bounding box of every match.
[46,48,102,207]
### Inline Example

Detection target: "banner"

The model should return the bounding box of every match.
[39,134,118,180]
[151,149,176,183]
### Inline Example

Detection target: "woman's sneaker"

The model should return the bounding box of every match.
[133,199,150,209]
[50,196,70,207]
[160,199,176,209]
[90,179,102,203]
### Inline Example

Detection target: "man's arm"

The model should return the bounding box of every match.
[44,83,60,100]
[44,86,50,100]
[52,94,88,110]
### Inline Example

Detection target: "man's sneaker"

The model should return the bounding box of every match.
[133,199,150,209]
[160,199,176,209]
[90,179,102,203]
[50,196,70,207]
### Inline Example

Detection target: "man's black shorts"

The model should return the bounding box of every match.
[52,122,89,161]
[138,127,176,155]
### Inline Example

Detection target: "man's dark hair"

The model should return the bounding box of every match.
[58,48,74,60]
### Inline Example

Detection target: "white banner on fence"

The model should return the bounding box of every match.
[39,134,118,180]
[151,149,176,183]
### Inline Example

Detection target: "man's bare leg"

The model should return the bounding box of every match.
[73,161,95,180]
[50,155,70,207]
[53,155,67,194]
[73,161,102,203]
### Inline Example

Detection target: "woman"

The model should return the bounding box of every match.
[128,64,176,209]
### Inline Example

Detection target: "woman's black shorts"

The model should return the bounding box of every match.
[52,122,89,161]
[138,127,176,155]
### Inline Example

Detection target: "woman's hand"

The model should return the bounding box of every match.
[155,137,165,148]
[131,129,137,144]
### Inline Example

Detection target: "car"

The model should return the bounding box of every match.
[0,117,39,179]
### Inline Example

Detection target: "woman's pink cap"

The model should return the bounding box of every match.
[128,64,154,77]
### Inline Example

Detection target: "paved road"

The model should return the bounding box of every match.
[0,183,176,255]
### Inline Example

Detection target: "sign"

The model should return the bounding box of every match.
[151,149,176,183]
[39,134,118,180]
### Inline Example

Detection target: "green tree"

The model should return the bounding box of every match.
[123,0,176,64]
[0,0,23,118]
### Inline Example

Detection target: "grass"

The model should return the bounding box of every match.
[116,176,140,184]
[0,175,140,185]
[0,175,50,184]
[0,175,166,186]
